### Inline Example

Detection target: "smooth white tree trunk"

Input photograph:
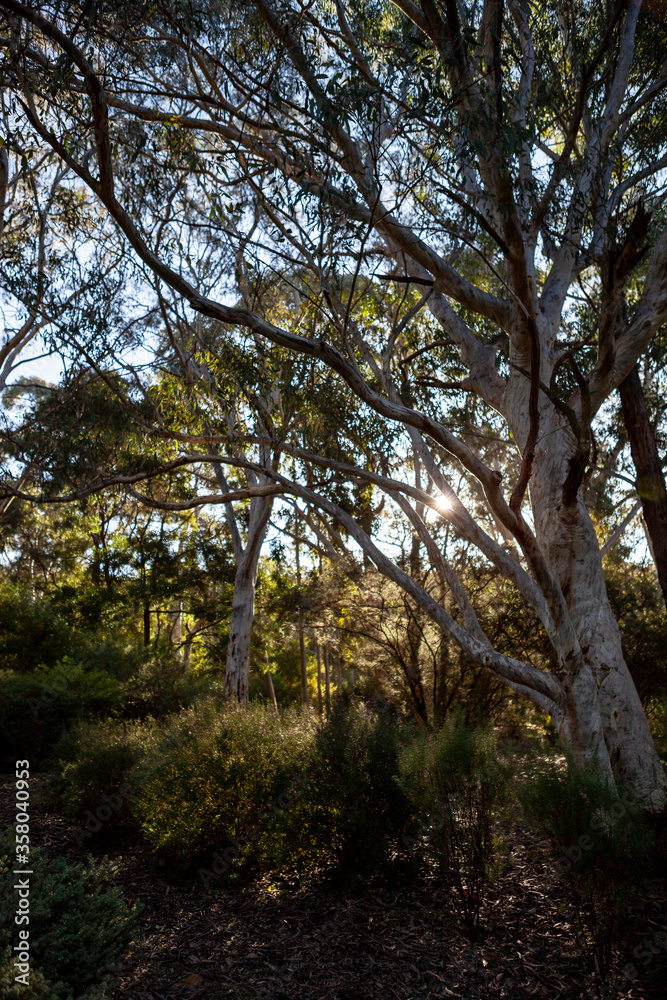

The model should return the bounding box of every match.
[224,556,261,704]
[212,451,273,704]
[522,398,666,808]
[222,486,272,704]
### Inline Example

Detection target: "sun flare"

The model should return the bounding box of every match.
[435,494,452,513]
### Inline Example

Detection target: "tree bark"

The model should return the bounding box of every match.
[221,486,272,703]
[524,399,666,810]
[405,448,429,722]
[183,636,193,674]
[224,560,258,704]
[299,630,309,706]
[170,598,182,651]
[619,365,667,606]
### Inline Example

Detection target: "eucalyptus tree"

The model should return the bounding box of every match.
[148,302,304,702]
[3,0,667,806]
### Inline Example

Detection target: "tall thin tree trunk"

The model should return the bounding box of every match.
[222,491,272,704]
[143,600,150,647]
[299,631,309,706]
[619,365,667,606]
[183,636,193,673]
[295,510,309,706]
[170,598,182,657]
[316,644,323,715]
[264,656,278,719]
[404,446,429,721]
[324,644,331,715]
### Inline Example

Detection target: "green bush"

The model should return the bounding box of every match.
[76,640,145,682]
[130,701,312,865]
[54,719,145,833]
[398,716,511,938]
[0,661,121,769]
[119,654,212,719]
[518,750,654,980]
[53,698,415,882]
[0,584,74,673]
[0,954,52,1000]
[270,695,412,877]
[0,830,139,999]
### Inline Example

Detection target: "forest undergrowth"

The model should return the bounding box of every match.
[2,698,667,1000]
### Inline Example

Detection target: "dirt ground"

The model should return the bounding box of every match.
[2,775,667,1000]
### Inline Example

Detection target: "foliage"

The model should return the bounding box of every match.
[129,702,313,866]
[0,582,78,673]
[0,660,122,769]
[518,751,655,980]
[271,694,412,877]
[118,654,212,719]
[647,693,667,764]
[53,719,146,832]
[398,715,511,938]
[604,561,667,705]
[2,0,667,796]
[0,955,52,1000]
[54,697,413,878]
[0,831,139,1000]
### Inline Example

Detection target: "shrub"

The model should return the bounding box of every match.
[518,751,654,981]
[0,584,74,672]
[53,697,413,882]
[397,715,511,938]
[272,695,412,877]
[54,719,145,833]
[0,954,52,1000]
[131,701,312,866]
[0,830,139,999]
[119,654,211,719]
[76,640,145,682]
[0,661,121,769]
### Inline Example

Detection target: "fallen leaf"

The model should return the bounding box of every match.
[181,974,204,987]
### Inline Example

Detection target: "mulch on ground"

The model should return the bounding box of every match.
[2,775,666,1000]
